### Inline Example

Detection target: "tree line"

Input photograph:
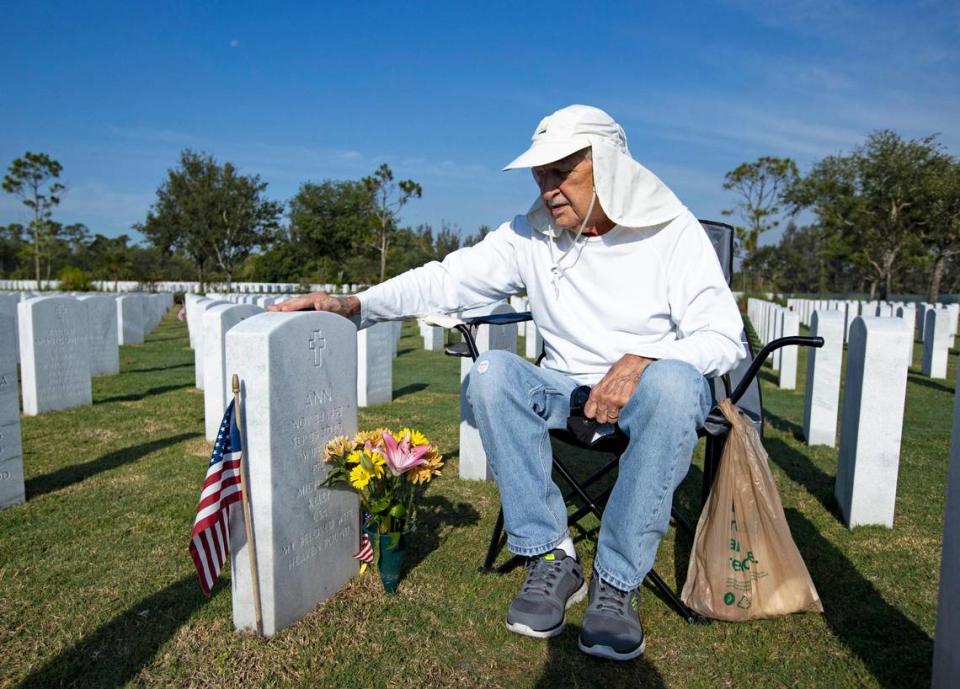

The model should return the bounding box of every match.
[723,130,959,302]
[1,149,484,290]
[3,128,957,299]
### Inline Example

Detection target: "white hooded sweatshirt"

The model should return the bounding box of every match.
[357,206,745,384]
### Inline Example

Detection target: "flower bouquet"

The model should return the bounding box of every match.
[321,427,443,592]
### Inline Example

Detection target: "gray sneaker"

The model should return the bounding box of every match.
[506,549,587,638]
[578,574,646,660]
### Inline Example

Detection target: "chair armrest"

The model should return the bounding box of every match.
[422,314,465,329]
[463,311,533,326]
[728,335,823,404]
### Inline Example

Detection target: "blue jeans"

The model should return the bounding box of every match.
[466,351,713,591]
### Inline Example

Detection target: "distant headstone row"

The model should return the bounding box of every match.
[0,291,173,418]
[0,280,368,295]
[0,290,172,512]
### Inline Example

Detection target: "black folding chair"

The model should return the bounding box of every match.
[443,220,823,624]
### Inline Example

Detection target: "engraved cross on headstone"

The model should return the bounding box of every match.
[308,329,325,367]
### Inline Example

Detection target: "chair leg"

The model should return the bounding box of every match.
[671,506,696,538]
[646,568,710,625]
[479,508,505,573]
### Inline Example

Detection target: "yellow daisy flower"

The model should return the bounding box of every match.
[395,427,430,447]
[349,464,372,490]
[354,427,391,449]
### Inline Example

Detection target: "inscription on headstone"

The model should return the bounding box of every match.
[78,295,120,375]
[18,296,92,415]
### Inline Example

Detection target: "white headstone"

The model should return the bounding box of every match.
[932,374,960,688]
[525,318,543,360]
[226,312,358,637]
[802,311,844,447]
[422,323,444,352]
[835,317,910,528]
[778,311,800,390]
[945,303,959,339]
[184,294,204,350]
[116,295,144,345]
[922,308,951,379]
[203,304,263,441]
[510,296,527,336]
[77,295,120,376]
[772,309,784,370]
[0,294,20,363]
[357,322,393,407]
[460,303,517,481]
[896,305,917,369]
[194,299,227,389]
[0,305,24,508]
[18,296,92,416]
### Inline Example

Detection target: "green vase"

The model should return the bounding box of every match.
[364,526,407,594]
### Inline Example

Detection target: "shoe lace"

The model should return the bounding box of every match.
[521,555,563,597]
[594,579,630,615]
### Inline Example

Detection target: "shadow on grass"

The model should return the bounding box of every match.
[785,508,933,689]
[15,574,210,689]
[764,409,805,441]
[535,623,666,688]
[758,366,778,386]
[96,383,193,404]
[907,373,954,395]
[396,347,414,357]
[403,493,480,577]
[26,432,200,498]
[126,362,193,374]
[394,382,429,399]
[764,436,843,521]
[141,334,187,343]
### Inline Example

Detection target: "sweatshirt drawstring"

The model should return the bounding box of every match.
[549,189,597,298]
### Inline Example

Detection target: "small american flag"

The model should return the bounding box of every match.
[354,533,374,564]
[189,400,244,595]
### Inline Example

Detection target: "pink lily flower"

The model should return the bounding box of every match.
[381,431,430,476]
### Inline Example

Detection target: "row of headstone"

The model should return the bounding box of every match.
[750,300,916,530]
[746,299,800,390]
[788,297,956,379]
[11,293,171,417]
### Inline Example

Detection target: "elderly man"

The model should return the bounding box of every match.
[272,105,744,660]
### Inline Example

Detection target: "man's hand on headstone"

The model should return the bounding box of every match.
[267,292,360,318]
[584,354,654,423]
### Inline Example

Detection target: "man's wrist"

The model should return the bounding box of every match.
[337,295,361,317]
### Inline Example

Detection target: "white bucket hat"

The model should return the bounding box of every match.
[504,104,684,233]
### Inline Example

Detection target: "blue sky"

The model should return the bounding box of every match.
[1,1,958,246]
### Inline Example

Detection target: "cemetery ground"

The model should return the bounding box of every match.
[0,310,952,689]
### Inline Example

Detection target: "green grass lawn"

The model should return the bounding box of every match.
[0,311,952,688]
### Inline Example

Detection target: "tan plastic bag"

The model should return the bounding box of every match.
[680,399,823,620]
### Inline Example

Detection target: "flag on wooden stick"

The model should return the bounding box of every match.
[189,400,243,595]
